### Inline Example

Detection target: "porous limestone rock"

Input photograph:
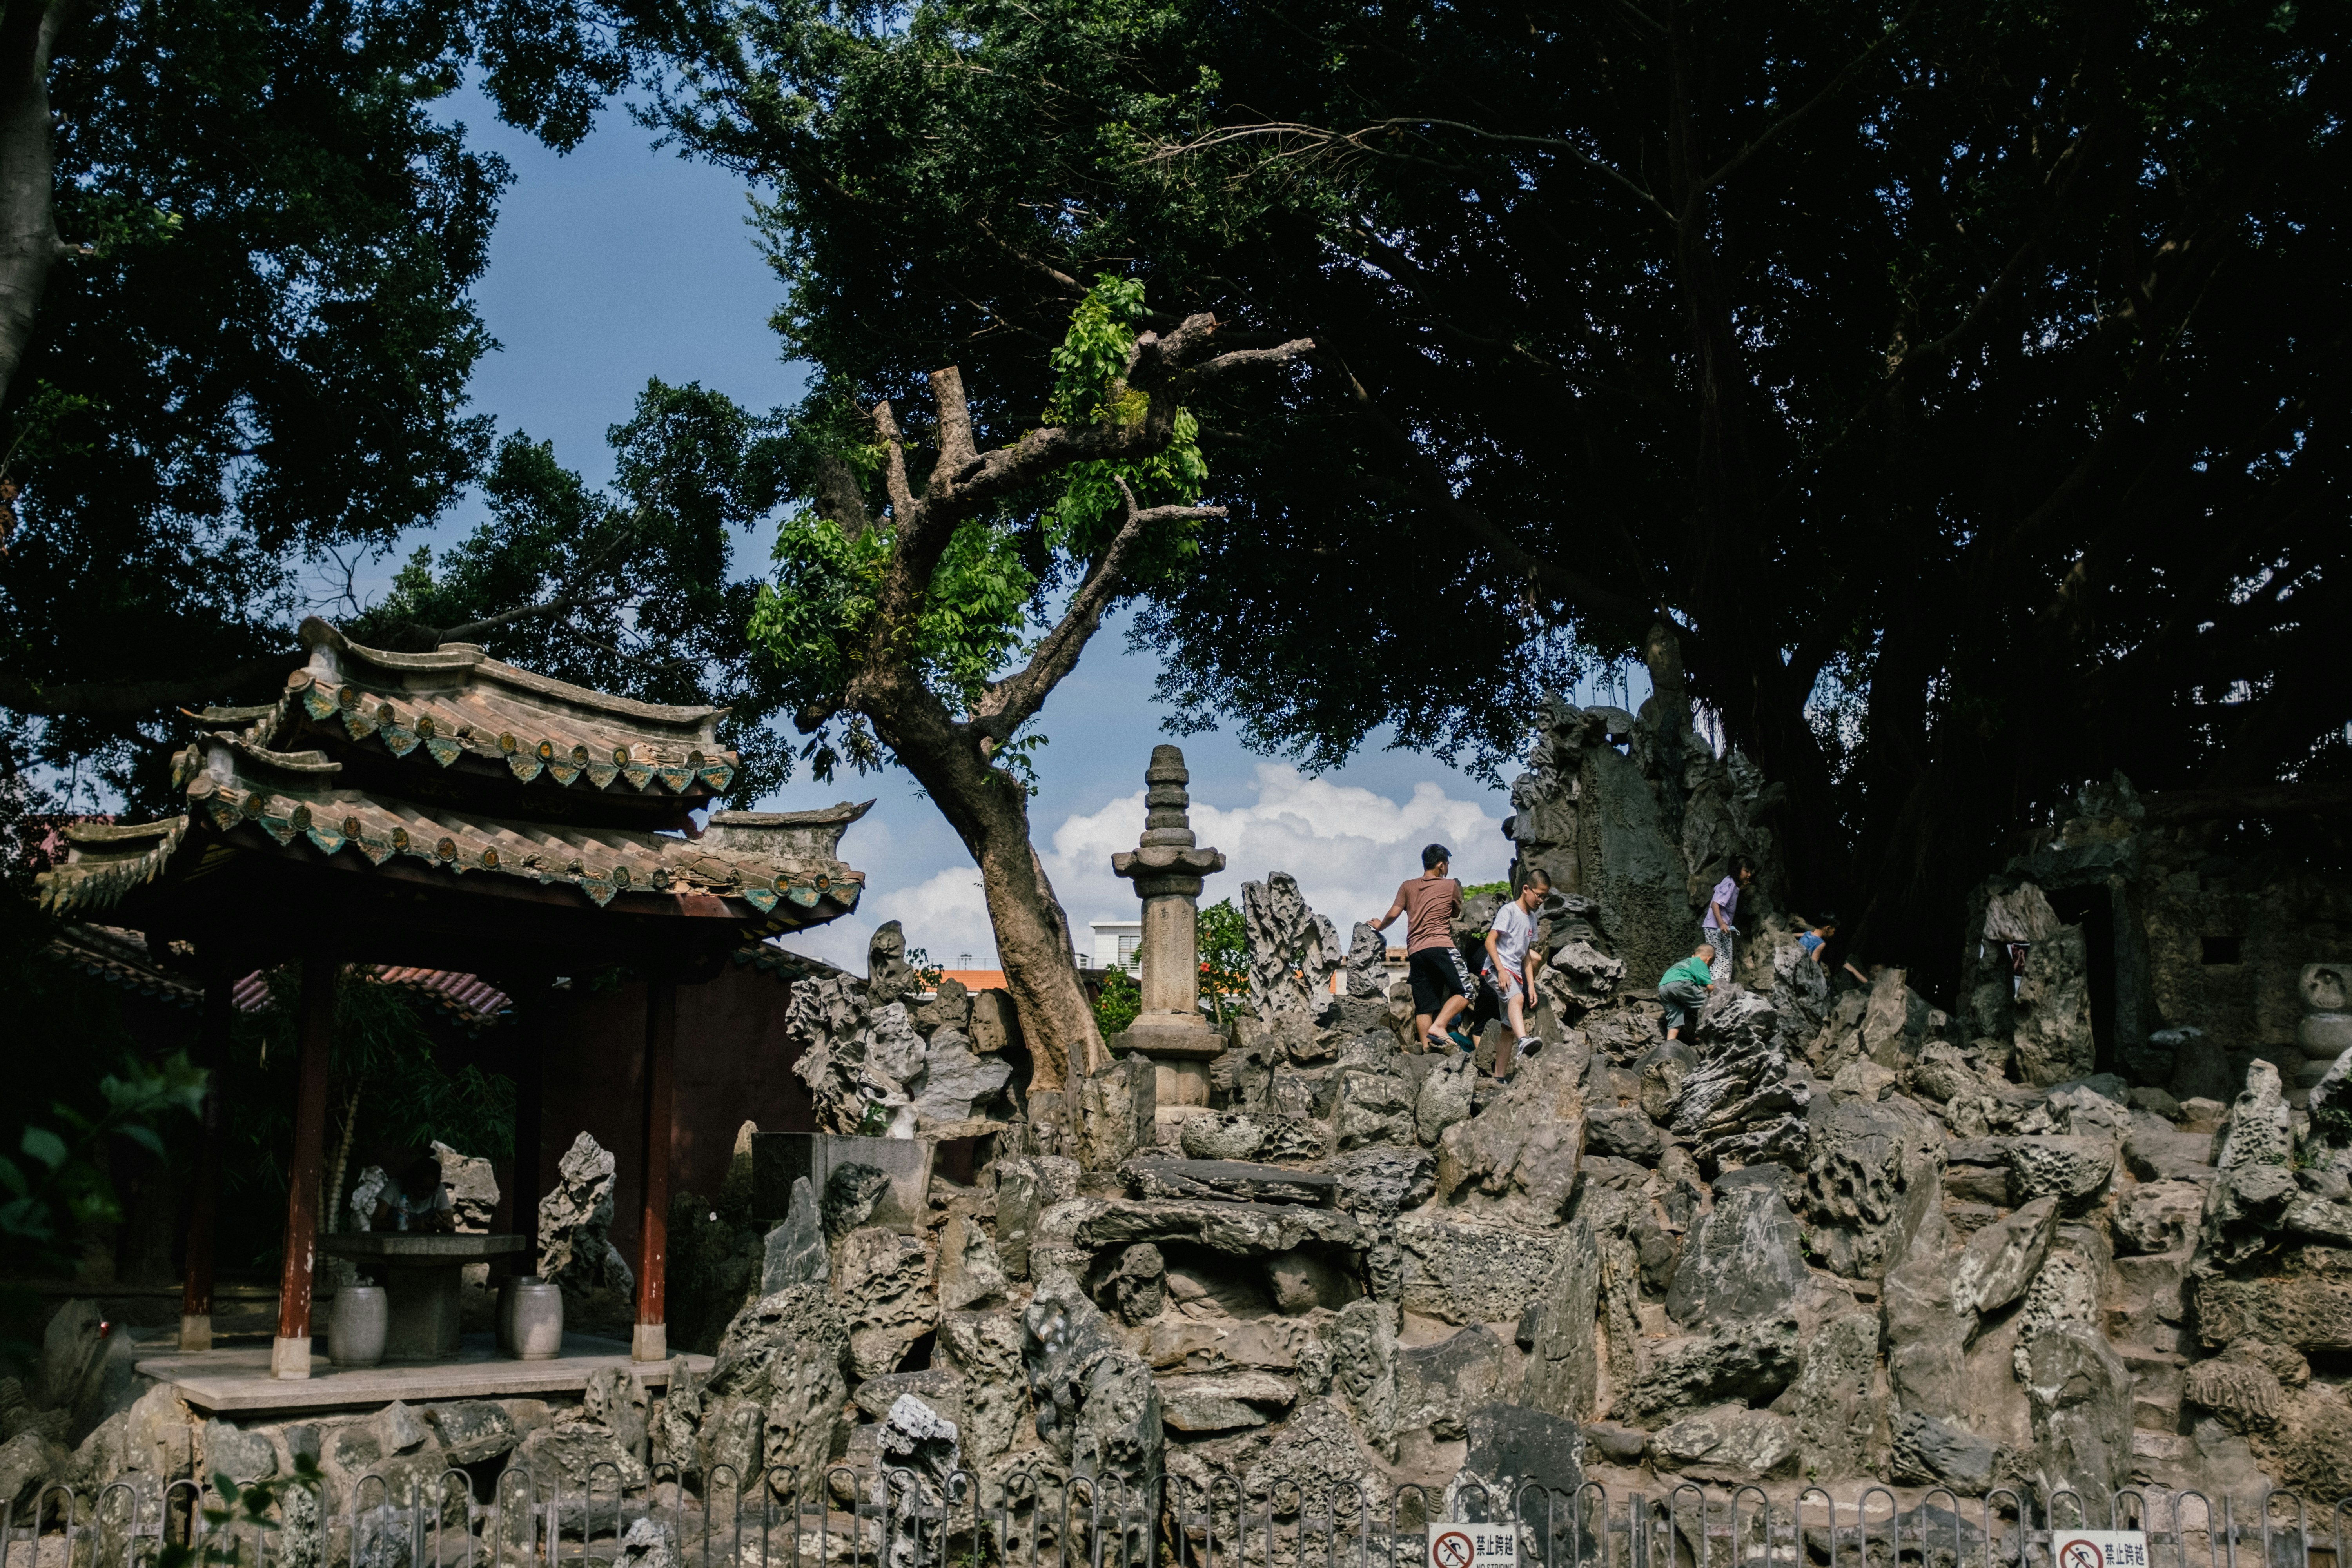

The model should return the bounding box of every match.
[1347,922,1389,998]
[1327,1298,1401,1459]
[1434,1039,1585,1222]
[2014,924,2096,1087]
[1768,1310,1886,1479]
[539,1132,634,1292]
[1541,941,1625,1019]
[1399,1217,1571,1326]
[1665,1167,1808,1327]
[1396,1324,1506,1444]
[993,1155,1078,1279]
[1104,1243,1166,1325]
[1520,1215,1603,1420]
[1802,1093,1945,1280]
[759,1176,828,1293]
[1949,1196,2060,1317]
[1242,873,1341,1020]
[1622,1318,1800,1422]
[1668,989,1811,1172]
[1650,1403,1801,1483]
[875,1393,961,1488]
[703,1285,851,1491]
[938,1210,1007,1312]
[1334,1070,1417,1150]
[2004,1136,2117,1208]
[427,1141,498,1233]
[2201,1060,2298,1265]
[936,1312,1025,1463]
[837,1227,939,1379]
[1416,1056,1475,1147]
[2025,1325,2131,1500]
[2117,1180,2205,1255]
[1022,1272,1163,1487]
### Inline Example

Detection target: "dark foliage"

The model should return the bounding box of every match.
[629,0,2351,983]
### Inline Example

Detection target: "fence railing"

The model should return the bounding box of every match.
[5,1466,2348,1568]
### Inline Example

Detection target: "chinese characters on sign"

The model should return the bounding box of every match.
[2058,1532,2149,1568]
[1428,1529,1518,1568]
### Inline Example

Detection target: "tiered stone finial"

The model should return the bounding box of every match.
[1109,747,1227,1131]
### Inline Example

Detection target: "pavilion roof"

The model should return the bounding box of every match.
[191,619,740,828]
[33,629,871,964]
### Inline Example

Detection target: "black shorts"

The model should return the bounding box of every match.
[1408,946,1476,1016]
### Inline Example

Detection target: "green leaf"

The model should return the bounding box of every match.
[20,1128,67,1170]
[119,1124,166,1159]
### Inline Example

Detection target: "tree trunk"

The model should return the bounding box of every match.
[859,670,1107,1096]
[0,0,67,417]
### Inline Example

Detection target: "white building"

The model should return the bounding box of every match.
[1088,918,1142,976]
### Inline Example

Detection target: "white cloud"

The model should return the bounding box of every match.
[1047,764,1508,957]
[777,762,1507,973]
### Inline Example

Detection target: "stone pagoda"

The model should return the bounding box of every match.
[1109,746,1227,1134]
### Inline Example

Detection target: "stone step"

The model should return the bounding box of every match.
[2117,1344,2187,1431]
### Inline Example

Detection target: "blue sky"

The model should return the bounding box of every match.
[396,91,1612,969]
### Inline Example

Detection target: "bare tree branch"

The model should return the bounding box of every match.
[870,399,917,521]
[1691,0,1922,201]
[929,366,979,470]
[974,476,1223,739]
[1152,116,1676,225]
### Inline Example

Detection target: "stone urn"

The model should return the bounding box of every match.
[329,1281,388,1368]
[2302,962,2352,1069]
[498,1275,563,1360]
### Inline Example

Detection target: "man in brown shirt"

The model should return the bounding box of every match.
[1371,843,1475,1051]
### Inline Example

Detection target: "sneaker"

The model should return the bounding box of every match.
[1447,1025,1475,1053]
[1515,1034,1541,1056]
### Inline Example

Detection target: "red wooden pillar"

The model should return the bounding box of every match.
[270,956,336,1378]
[510,978,552,1274]
[632,974,677,1361]
[178,964,235,1352]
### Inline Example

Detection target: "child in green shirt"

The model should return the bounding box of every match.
[1658,944,1716,1040]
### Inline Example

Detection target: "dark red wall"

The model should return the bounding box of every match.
[515,961,813,1259]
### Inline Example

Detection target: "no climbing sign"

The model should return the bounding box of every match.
[1428,1528,1517,1568]
[2057,1532,2149,1568]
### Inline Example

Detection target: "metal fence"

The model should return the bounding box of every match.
[5,1466,2350,1568]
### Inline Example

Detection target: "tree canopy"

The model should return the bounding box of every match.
[0,0,649,821]
[632,0,2351,981]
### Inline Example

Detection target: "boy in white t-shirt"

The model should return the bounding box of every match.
[1484,869,1550,1064]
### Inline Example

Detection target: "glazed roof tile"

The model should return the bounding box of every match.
[34,630,871,939]
[186,618,740,807]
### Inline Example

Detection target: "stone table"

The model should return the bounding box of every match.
[318,1232,526,1362]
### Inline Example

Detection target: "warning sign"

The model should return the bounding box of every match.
[2057,1533,2149,1568]
[1428,1528,1517,1568]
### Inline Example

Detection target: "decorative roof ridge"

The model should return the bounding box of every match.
[64,818,185,845]
[205,734,340,773]
[707,801,875,829]
[300,617,728,737]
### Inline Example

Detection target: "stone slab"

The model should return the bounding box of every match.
[317,1233,528,1259]
[1121,1157,1338,1207]
[750,1131,934,1229]
[133,1333,710,1414]
[1111,1022,1228,1060]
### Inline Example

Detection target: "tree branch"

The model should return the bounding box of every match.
[929,366,978,471]
[1692,1,1922,201]
[870,400,917,521]
[973,477,1218,740]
